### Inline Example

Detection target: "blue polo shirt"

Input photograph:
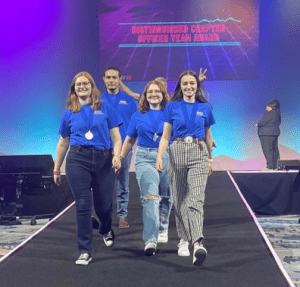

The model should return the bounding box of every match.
[163,99,215,138]
[126,110,165,148]
[101,90,138,143]
[59,102,122,149]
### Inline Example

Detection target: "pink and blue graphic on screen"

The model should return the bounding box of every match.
[99,0,259,81]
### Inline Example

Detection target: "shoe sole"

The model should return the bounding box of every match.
[118,225,129,228]
[193,249,207,266]
[104,242,114,247]
[75,258,92,266]
[178,251,190,257]
[145,247,156,256]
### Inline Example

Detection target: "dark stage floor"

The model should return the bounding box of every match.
[0,171,290,287]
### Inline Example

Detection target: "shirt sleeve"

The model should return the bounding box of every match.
[131,98,138,116]
[107,104,123,129]
[126,112,138,138]
[162,102,173,124]
[58,110,71,136]
[204,105,216,127]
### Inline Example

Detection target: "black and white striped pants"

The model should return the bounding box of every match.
[168,141,209,244]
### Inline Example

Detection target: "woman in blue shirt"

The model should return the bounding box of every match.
[156,70,215,266]
[53,71,122,265]
[118,80,172,256]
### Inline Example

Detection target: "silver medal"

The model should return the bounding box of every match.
[85,130,94,140]
[153,133,158,142]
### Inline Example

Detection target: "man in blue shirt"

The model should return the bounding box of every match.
[101,67,138,228]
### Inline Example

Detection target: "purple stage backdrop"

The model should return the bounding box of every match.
[0,0,299,171]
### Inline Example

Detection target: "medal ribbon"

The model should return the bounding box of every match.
[147,110,162,135]
[181,100,198,135]
[80,105,95,133]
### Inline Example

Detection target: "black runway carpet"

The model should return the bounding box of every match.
[0,171,290,287]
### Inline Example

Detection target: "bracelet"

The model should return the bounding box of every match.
[53,170,61,175]
[208,158,213,163]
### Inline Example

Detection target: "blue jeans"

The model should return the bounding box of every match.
[116,150,132,218]
[66,146,115,253]
[135,146,173,243]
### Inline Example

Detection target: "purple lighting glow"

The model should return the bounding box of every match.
[1,0,62,53]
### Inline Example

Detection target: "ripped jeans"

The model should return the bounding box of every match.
[135,146,173,244]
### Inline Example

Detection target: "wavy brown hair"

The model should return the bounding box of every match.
[172,70,208,103]
[66,71,101,113]
[138,80,170,113]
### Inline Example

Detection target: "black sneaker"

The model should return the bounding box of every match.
[193,245,207,266]
[75,253,92,266]
[144,242,157,256]
[92,216,100,230]
[103,229,114,247]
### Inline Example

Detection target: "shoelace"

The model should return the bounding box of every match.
[79,254,89,259]
[178,241,188,248]
[104,231,112,239]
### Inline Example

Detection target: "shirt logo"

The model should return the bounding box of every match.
[119,100,128,105]
[94,111,103,115]
[196,111,204,116]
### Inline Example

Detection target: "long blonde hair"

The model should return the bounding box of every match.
[66,71,101,113]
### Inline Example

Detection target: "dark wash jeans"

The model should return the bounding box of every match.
[66,145,116,253]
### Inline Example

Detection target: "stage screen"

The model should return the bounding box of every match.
[99,0,259,81]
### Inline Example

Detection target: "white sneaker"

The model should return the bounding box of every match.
[144,242,157,256]
[157,232,168,243]
[193,245,207,266]
[177,239,190,256]
[75,253,92,266]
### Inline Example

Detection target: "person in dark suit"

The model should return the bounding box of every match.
[256,99,281,170]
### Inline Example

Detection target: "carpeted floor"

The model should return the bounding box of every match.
[0,172,294,287]
[257,214,300,287]
[0,218,49,257]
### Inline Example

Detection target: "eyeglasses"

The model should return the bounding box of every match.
[75,82,90,87]
[147,90,162,95]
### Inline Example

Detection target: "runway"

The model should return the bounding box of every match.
[0,171,291,287]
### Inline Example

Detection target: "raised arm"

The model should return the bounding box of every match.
[199,68,207,83]
[54,135,70,186]
[156,122,172,172]
[119,81,140,101]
